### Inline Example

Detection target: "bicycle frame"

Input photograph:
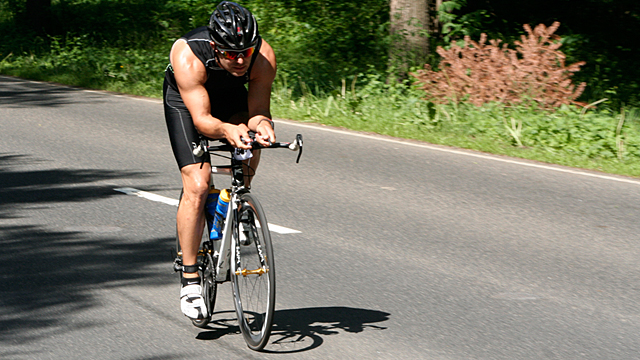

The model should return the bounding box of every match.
[205,134,303,283]
[210,170,237,283]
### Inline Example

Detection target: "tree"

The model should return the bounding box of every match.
[389,0,439,76]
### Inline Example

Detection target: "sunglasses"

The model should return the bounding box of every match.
[217,47,256,60]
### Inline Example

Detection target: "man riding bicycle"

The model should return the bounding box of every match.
[163,1,276,320]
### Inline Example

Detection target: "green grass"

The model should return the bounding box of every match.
[2,44,639,179]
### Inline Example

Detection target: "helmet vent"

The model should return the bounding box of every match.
[208,1,258,50]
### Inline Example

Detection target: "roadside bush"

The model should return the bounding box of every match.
[412,22,586,109]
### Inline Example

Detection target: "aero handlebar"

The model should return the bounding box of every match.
[193,134,303,163]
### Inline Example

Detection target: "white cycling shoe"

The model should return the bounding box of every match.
[180,284,208,320]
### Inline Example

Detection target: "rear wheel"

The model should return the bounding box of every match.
[231,193,276,351]
[176,189,217,328]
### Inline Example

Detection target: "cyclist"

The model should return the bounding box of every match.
[163,1,276,321]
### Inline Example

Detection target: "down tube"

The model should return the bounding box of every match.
[214,193,237,283]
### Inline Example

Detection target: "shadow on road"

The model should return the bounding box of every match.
[0,153,148,218]
[0,153,173,350]
[0,75,104,108]
[196,307,390,353]
[0,225,174,344]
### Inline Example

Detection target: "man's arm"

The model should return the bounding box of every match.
[170,40,252,149]
[247,40,277,146]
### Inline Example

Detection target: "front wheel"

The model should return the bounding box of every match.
[231,193,276,351]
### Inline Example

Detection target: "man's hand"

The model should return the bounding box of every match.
[255,119,276,146]
[223,123,252,149]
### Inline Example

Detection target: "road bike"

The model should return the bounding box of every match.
[173,134,303,351]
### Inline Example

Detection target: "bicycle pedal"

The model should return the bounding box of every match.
[173,258,183,272]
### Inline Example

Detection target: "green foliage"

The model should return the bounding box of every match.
[454,102,640,161]
[0,0,14,23]
[0,35,166,96]
[246,0,389,92]
[272,69,422,133]
[0,0,391,95]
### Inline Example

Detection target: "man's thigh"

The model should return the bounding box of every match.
[164,83,210,169]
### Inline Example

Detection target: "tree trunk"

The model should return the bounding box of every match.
[389,0,434,76]
[431,0,443,35]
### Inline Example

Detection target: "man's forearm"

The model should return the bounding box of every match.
[194,116,235,139]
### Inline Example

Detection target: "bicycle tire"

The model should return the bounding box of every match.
[231,193,276,351]
[176,189,217,328]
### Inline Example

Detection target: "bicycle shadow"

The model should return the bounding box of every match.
[196,306,390,353]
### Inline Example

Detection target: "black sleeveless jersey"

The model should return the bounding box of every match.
[164,26,261,96]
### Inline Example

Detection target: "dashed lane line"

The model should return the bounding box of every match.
[115,187,179,206]
[114,187,301,235]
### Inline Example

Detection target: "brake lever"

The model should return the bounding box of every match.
[192,139,207,157]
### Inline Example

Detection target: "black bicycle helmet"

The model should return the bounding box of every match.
[208,1,259,50]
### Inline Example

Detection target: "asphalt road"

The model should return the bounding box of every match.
[2,75,640,359]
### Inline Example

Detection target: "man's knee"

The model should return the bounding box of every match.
[181,164,211,199]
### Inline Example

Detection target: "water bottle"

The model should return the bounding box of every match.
[210,189,230,240]
[205,187,220,233]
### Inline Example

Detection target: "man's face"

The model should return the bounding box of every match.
[211,42,254,77]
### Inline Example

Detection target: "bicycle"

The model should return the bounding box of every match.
[173,133,303,351]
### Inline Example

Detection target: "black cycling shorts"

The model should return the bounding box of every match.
[163,79,249,169]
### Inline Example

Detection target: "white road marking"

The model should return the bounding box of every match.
[278,119,640,186]
[267,224,301,234]
[114,187,301,234]
[115,187,179,206]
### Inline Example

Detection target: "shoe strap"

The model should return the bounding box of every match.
[181,264,201,273]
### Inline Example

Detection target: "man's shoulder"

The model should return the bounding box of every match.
[171,27,215,73]
[258,39,275,59]
[169,37,208,83]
